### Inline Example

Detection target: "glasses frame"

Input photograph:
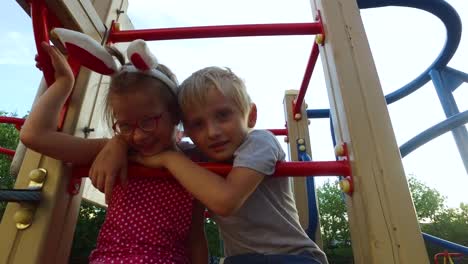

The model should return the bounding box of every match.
[112,112,165,136]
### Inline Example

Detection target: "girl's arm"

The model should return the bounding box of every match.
[188,200,208,264]
[89,135,129,203]
[136,151,264,217]
[20,42,107,164]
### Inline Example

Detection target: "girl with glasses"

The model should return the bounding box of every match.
[20,29,207,264]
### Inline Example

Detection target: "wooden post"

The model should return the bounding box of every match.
[309,0,429,262]
[284,90,323,248]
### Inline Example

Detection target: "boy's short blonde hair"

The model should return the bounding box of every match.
[178,67,252,116]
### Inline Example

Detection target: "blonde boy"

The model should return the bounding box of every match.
[136,66,328,264]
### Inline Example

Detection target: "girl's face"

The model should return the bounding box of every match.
[110,90,177,156]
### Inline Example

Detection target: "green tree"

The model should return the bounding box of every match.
[421,203,468,262]
[317,180,352,263]
[317,177,468,263]
[205,218,223,257]
[0,111,20,219]
[408,177,445,221]
[69,201,106,264]
[317,180,349,247]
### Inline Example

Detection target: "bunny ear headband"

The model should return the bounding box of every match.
[50,28,178,94]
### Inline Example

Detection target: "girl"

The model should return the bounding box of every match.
[20,28,207,264]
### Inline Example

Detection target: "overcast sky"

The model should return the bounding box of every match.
[0,0,466,207]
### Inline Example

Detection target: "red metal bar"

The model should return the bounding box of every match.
[72,160,351,179]
[31,0,54,86]
[293,41,320,117]
[434,251,464,264]
[268,129,288,136]
[0,116,25,130]
[0,116,25,157]
[30,0,75,131]
[0,148,15,157]
[108,23,323,43]
[435,251,464,263]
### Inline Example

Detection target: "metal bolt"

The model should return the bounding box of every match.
[83,127,95,137]
[335,144,345,156]
[316,34,324,45]
[29,168,47,183]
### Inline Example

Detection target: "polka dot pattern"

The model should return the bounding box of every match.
[89,177,193,263]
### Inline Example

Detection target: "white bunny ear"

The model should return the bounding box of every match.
[50,28,118,75]
[127,39,158,71]
[125,39,178,94]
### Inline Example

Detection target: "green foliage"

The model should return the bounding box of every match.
[316,177,468,263]
[421,203,468,262]
[317,180,350,247]
[408,177,446,221]
[317,180,352,263]
[69,201,106,264]
[0,111,20,219]
[205,218,223,257]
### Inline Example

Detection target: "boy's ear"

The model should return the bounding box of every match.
[247,103,257,128]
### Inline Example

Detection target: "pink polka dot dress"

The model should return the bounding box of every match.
[89,177,193,264]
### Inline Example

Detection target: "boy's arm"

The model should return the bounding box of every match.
[136,151,264,216]
[188,200,208,264]
[20,42,107,164]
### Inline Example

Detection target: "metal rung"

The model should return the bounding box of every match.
[0,189,42,203]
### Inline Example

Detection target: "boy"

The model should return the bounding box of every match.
[134,67,328,264]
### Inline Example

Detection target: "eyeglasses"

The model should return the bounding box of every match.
[112,113,165,136]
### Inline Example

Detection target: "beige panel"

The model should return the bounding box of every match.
[43,0,104,38]
[92,0,128,29]
[310,0,429,263]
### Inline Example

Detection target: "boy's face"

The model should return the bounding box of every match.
[183,88,255,162]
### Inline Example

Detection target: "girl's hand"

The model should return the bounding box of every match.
[40,41,75,85]
[90,136,129,204]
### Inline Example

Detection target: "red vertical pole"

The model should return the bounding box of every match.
[31,0,54,86]
[293,41,320,117]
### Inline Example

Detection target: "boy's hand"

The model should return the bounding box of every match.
[89,136,129,204]
[40,41,75,85]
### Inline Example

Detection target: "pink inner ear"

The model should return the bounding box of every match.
[130,53,150,71]
[66,43,115,75]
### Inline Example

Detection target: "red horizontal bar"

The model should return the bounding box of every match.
[109,23,322,43]
[268,129,288,136]
[0,116,23,157]
[434,252,464,264]
[0,147,15,157]
[72,160,350,179]
[0,116,25,130]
